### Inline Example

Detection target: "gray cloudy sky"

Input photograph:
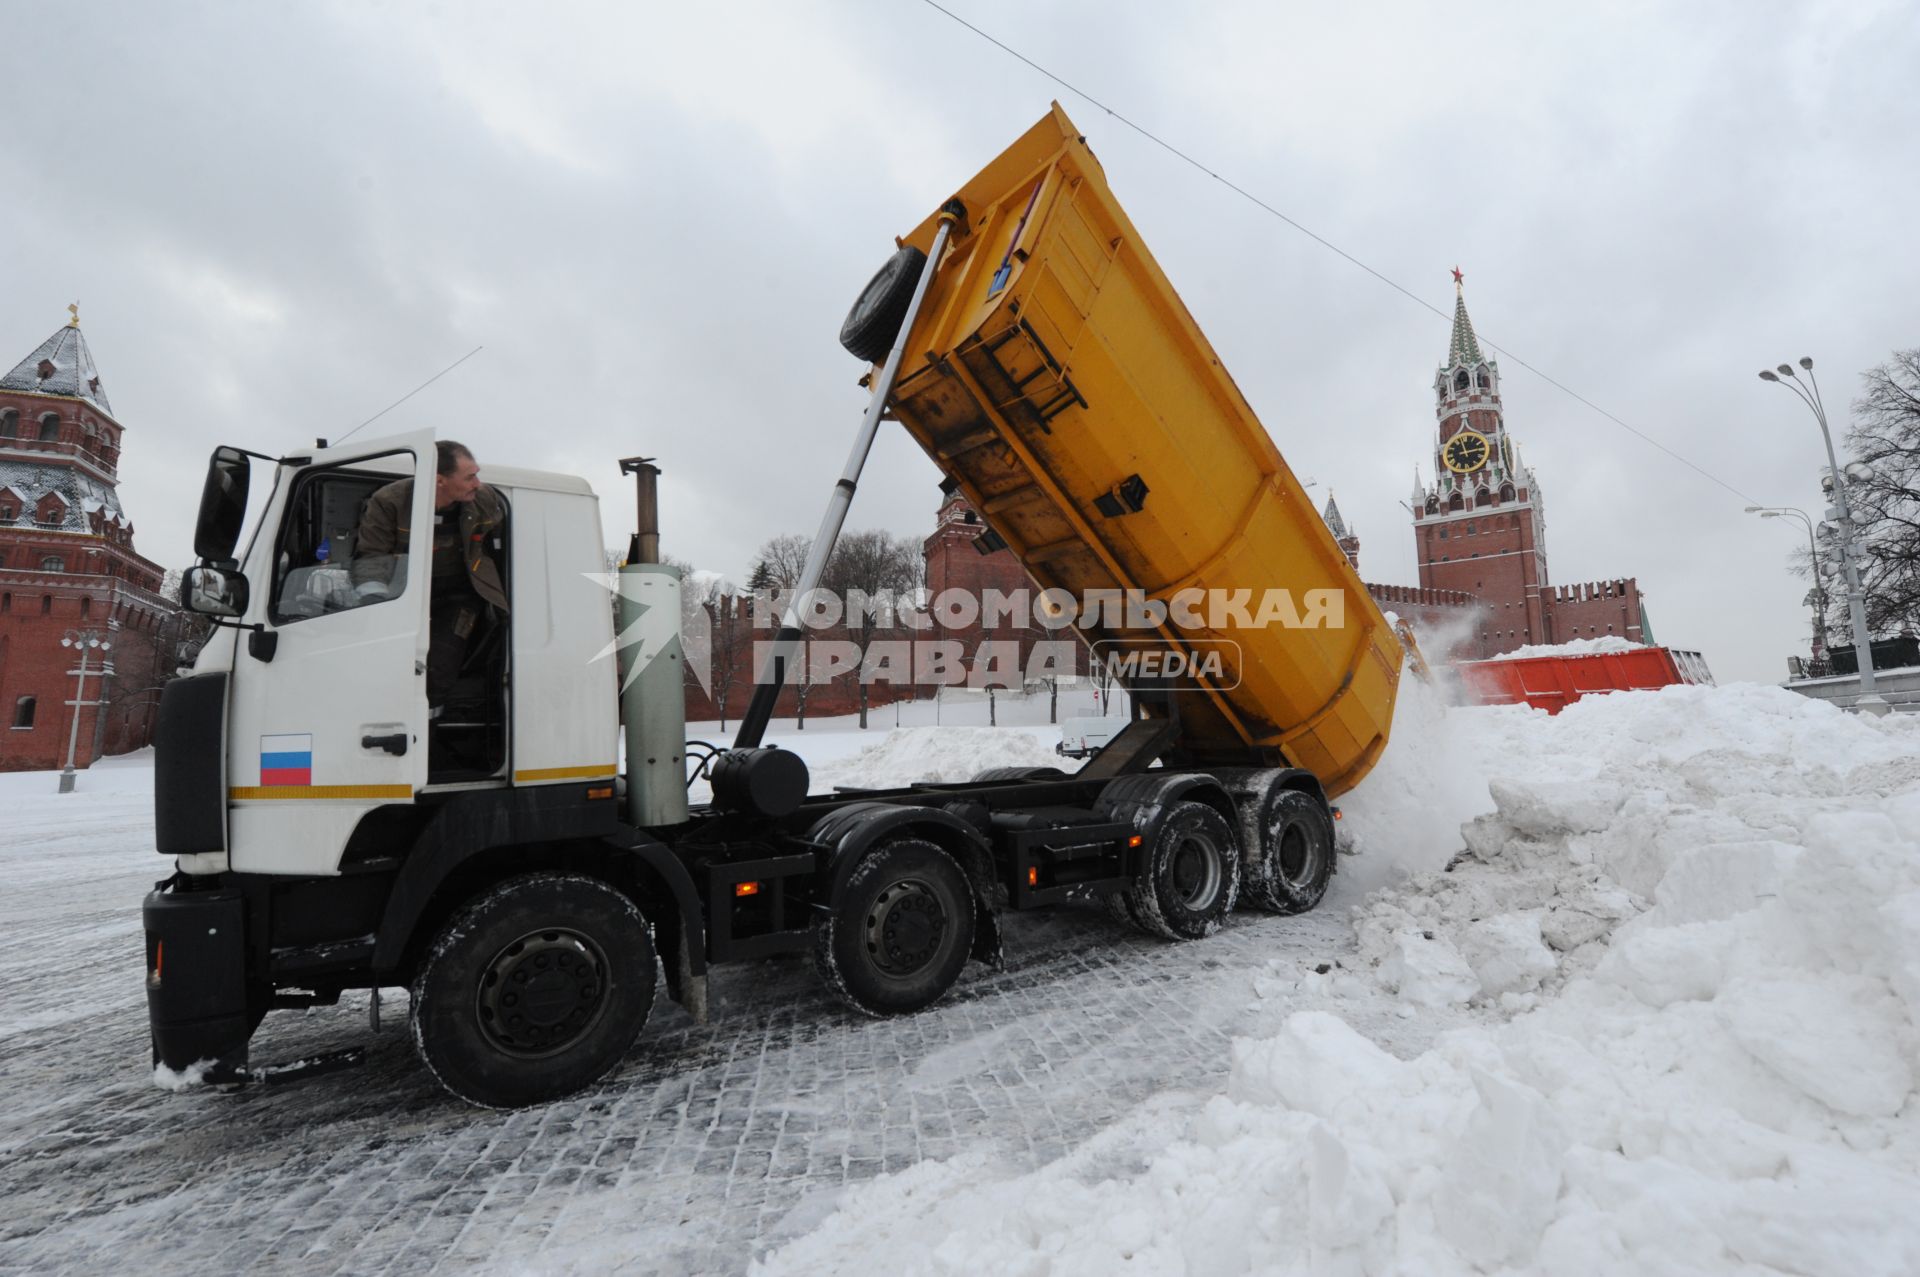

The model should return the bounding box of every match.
[7,0,1915,684]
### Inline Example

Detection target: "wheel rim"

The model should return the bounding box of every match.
[1277,821,1317,888]
[1170,831,1224,911]
[475,927,612,1059]
[864,878,948,976]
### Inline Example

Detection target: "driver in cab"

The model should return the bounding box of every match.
[352,440,508,710]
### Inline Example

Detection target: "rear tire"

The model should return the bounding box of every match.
[840,246,928,364]
[1245,789,1335,914]
[816,838,975,1017]
[1125,801,1240,940]
[410,873,655,1108]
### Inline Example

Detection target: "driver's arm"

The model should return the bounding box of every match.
[351,488,402,589]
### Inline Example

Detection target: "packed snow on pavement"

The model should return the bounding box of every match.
[5,679,1919,1275]
[746,682,1920,1277]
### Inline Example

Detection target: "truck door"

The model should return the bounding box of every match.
[225,430,435,875]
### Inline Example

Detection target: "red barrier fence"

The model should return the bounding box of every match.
[1453,647,1714,714]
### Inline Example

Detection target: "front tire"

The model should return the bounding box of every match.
[815,838,975,1017]
[1124,801,1240,941]
[411,872,656,1108]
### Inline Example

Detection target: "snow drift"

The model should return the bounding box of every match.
[756,683,1920,1276]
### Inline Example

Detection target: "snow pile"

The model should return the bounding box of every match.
[756,684,1920,1277]
[151,1059,214,1092]
[1487,635,1641,660]
[805,726,1073,792]
[1333,671,1518,895]
[685,724,1067,804]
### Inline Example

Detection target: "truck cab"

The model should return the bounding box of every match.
[162,430,619,880]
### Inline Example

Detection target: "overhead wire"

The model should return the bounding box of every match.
[914,0,1765,509]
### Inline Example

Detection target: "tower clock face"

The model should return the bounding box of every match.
[1443,429,1491,474]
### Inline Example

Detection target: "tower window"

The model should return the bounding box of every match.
[1454,369,1469,393]
[40,556,63,572]
[0,409,15,437]
[38,415,60,442]
[12,696,34,729]
[1476,366,1490,388]
[1439,527,1448,540]
[1466,522,1476,535]
[35,360,54,380]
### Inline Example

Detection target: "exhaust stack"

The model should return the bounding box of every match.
[616,457,688,827]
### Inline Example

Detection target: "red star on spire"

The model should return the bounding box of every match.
[1451,266,1464,287]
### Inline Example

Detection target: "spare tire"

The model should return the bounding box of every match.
[840,245,927,363]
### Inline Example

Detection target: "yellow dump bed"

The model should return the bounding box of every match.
[886,105,1402,796]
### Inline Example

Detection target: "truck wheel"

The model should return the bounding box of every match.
[410,873,656,1108]
[839,246,928,363]
[1126,801,1240,941]
[815,837,975,1017]
[1245,789,1335,915]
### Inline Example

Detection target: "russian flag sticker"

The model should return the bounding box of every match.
[260,734,314,787]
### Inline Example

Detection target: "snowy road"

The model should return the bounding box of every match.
[0,765,1462,1276]
[12,682,1919,1276]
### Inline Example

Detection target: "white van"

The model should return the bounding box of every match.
[1057,716,1123,759]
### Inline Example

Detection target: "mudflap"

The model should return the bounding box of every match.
[971,895,1005,970]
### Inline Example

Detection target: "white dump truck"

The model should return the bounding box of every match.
[143,106,1400,1106]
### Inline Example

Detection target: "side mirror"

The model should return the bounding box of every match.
[194,446,253,563]
[182,565,250,618]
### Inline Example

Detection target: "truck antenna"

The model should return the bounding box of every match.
[332,345,485,447]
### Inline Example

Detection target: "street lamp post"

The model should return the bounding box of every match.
[1743,505,1827,667]
[58,628,112,794]
[1758,358,1888,715]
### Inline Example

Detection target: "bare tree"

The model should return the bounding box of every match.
[681,570,751,730]
[823,529,919,728]
[1842,349,1920,637]
[748,535,813,726]
[751,535,811,592]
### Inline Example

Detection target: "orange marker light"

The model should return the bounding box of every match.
[586,786,614,800]
[734,881,761,898]
[1332,808,1343,820]
[154,941,163,980]
[1027,866,1039,887]
[1127,834,1143,848]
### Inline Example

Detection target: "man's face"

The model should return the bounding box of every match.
[435,455,480,509]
